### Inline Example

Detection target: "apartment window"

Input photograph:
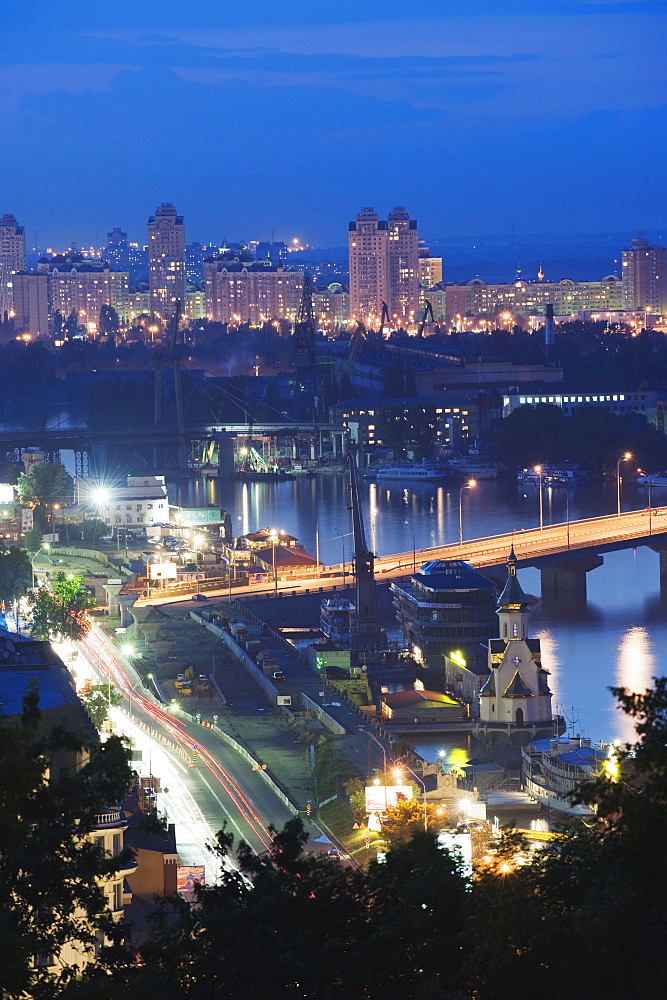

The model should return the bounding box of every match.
[137,505,142,511]
[112,882,122,912]
[112,833,121,856]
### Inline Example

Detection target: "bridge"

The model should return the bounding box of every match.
[0,421,347,476]
[367,507,667,600]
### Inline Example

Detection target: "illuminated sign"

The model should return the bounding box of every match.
[365,784,413,813]
[0,484,14,504]
[177,865,205,899]
[149,562,178,580]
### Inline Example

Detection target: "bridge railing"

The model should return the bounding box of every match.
[322,506,667,574]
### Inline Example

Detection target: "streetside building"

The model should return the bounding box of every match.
[387,206,419,324]
[78,475,169,531]
[148,202,185,323]
[1,631,135,977]
[502,386,660,429]
[204,258,303,324]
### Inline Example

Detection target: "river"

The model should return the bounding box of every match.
[183,472,665,757]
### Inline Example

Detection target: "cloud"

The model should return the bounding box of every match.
[0,63,141,113]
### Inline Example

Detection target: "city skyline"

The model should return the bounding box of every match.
[3,1,666,246]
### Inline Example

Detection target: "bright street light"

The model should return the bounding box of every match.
[534,465,544,530]
[616,452,632,516]
[459,479,476,546]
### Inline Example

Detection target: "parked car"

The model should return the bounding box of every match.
[272,670,285,681]
[191,593,209,602]
[327,848,341,860]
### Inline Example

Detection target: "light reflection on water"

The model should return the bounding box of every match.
[184,474,666,753]
[614,626,655,744]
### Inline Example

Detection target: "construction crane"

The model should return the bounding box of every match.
[153,299,187,471]
[347,444,384,656]
[380,301,391,336]
[417,299,438,337]
[343,321,367,376]
[294,274,316,367]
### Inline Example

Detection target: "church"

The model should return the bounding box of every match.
[474,548,560,751]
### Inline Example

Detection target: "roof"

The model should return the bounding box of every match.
[254,545,317,569]
[497,548,530,611]
[244,529,297,544]
[382,689,460,709]
[414,560,495,593]
[503,670,534,698]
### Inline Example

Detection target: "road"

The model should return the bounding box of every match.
[76,623,338,869]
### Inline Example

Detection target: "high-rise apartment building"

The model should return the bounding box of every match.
[622,233,667,314]
[348,207,419,325]
[0,213,27,317]
[348,208,388,324]
[104,227,130,270]
[47,263,130,331]
[147,203,185,321]
[256,241,288,265]
[387,207,419,322]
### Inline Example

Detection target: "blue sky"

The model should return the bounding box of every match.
[2,1,665,248]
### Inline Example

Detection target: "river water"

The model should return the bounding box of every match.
[188,473,666,758]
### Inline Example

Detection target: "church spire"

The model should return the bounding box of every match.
[497,547,530,613]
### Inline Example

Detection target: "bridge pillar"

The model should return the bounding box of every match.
[117,593,139,629]
[540,553,603,603]
[103,582,123,617]
[74,450,89,478]
[649,543,667,598]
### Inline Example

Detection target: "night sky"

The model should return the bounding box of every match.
[3,1,666,248]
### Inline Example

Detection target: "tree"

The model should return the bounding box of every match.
[99,304,120,338]
[29,573,96,642]
[80,682,123,730]
[0,688,133,999]
[381,795,444,848]
[23,526,44,554]
[77,819,469,999]
[0,547,32,607]
[79,518,111,544]
[16,463,74,531]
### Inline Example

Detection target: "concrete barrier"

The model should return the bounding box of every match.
[300,692,347,735]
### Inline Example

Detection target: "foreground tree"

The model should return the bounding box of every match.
[17,462,74,531]
[0,546,32,607]
[0,689,133,999]
[76,819,468,999]
[80,682,123,730]
[29,573,96,642]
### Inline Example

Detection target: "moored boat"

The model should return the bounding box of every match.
[376,460,449,483]
[637,471,667,488]
[517,463,591,487]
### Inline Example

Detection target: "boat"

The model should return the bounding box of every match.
[447,458,503,480]
[375,460,449,483]
[521,736,609,816]
[636,471,667,488]
[320,597,356,646]
[234,468,295,482]
[517,463,591,487]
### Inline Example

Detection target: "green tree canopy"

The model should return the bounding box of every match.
[80,683,123,730]
[0,688,133,999]
[17,463,74,531]
[0,547,32,607]
[22,526,44,555]
[29,573,96,642]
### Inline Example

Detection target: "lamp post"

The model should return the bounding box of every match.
[616,452,632,516]
[269,529,279,596]
[394,764,428,832]
[363,730,389,797]
[534,465,544,530]
[566,493,570,549]
[458,479,476,547]
[31,543,51,588]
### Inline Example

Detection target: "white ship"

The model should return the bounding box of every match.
[376,461,449,483]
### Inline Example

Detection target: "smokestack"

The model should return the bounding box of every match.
[544,303,555,347]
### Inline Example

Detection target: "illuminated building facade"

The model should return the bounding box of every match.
[148,202,185,322]
[48,264,130,331]
[622,233,667,313]
[204,260,303,324]
[348,206,420,325]
[0,213,26,317]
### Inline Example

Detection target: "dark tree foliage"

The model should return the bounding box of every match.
[76,819,468,1000]
[0,546,32,606]
[0,689,133,1000]
[17,462,74,531]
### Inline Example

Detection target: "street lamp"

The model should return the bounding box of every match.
[363,729,390,797]
[31,543,51,588]
[393,764,428,831]
[458,480,476,547]
[616,452,632,516]
[269,529,280,596]
[534,465,544,530]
